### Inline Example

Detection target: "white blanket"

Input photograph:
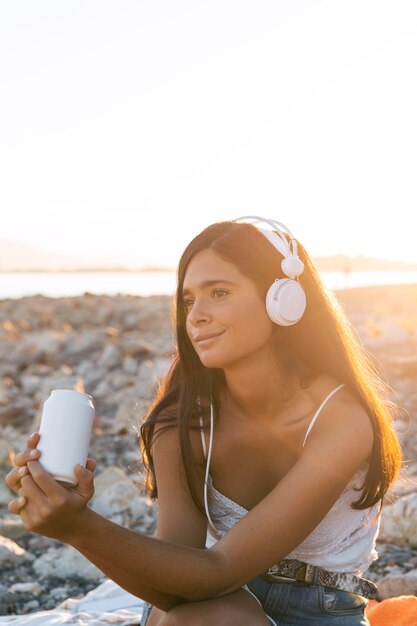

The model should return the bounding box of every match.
[0,579,144,625]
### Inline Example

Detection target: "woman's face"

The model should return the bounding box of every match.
[182,249,276,370]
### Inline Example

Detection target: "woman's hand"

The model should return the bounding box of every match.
[5,432,97,542]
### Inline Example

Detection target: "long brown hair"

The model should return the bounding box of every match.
[139,220,403,514]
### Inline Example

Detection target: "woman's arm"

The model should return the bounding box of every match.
[8,400,374,603]
[9,459,223,603]
[6,430,219,610]
[67,506,223,605]
[69,399,374,603]
[210,400,375,597]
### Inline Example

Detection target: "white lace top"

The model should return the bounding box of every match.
[199,384,381,576]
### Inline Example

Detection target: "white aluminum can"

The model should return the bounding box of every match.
[37,389,95,486]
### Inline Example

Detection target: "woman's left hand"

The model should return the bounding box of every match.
[6,455,97,541]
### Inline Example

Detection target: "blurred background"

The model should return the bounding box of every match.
[1,0,417,298]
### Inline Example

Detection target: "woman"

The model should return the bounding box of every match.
[7,216,402,626]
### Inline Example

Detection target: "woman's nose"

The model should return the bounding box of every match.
[187,300,211,325]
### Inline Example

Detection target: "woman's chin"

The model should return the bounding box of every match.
[199,357,224,369]
[198,353,236,370]
[197,351,227,369]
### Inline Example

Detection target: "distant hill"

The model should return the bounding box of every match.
[0,239,163,272]
[313,255,417,272]
[1,239,417,273]
[0,240,90,271]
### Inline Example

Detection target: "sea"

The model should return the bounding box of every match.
[1,270,417,300]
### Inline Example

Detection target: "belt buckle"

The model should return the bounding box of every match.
[297,563,319,585]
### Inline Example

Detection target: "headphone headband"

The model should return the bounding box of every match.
[233,215,299,257]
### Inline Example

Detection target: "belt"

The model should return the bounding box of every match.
[261,559,378,599]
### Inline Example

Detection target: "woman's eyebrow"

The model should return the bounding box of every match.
[182,279,237,296]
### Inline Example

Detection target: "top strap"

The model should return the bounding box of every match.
[302,383,346,448]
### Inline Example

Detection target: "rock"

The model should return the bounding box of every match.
[136,357,172,398]
[27,535,57,552]
[379,493,417,546]
[0,515,27,540]
[386,356,417,379]
[99,343,123,370]
[0,361,19,379]
[93,466,129,497]
[382,564,404,577]
[20,374,42,395]
[0,536,34,569]
[92,480,151,518]
[0,481,12,507]
[104,326,120,339]
[377,569,417,599]
[153,356,172,379]
[122,355,138,375]
[0,388,9,406]
[0,402,31,427]
[65,330,103,357]
[390,469,417,498]
[92,379,113,399]
[110,371,135,391]
[121,312,143,331]
[113,398,150,435]
[50,586,71,599]
[0,438,10,465]
[363,321,409,347]
[22,599,40,611]
[3,424,27,443]
[33,545,104,582]
[91,466,151,519]
[9,582,44,597]
[118,335,153,357]
[0,583,17,615]
[76,359,102,387]
[11,331,64,366]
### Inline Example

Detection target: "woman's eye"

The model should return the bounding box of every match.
[213,289,228,298]
[182,289,228,311]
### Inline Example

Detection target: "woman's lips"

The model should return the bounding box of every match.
[195,331,225,346]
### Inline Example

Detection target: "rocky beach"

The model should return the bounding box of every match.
[1,284,417,617]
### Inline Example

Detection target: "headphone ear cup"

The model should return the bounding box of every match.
[266,279,307,326]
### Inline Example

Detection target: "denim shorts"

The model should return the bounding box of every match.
[140,574,370,625]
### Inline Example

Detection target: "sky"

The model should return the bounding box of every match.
[1,1,417,268]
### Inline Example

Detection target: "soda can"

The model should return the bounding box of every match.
[37,389,95,486]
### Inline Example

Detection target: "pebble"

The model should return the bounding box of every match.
[0,536,34,569]
[22,599,40,612]
[9,582,44,596]
[0,584,18,615]
[33,545,105,582]
[379,492,417,546]
[50,586,73,599]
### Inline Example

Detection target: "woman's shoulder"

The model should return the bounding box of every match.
[152,416,208,470]
[308,374,374,455]
[299,375,375,485]
[309,374,360,407]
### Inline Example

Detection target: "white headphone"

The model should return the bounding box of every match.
[233,215,306,326]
